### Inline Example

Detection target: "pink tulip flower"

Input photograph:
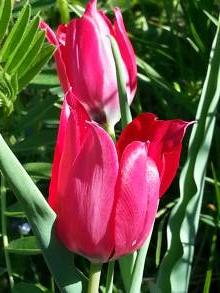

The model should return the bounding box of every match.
[40,0,137,127]
[49,90,191,262]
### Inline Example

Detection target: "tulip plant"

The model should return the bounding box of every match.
[0,0,220,292]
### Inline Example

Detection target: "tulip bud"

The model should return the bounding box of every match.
[40,0,137,127]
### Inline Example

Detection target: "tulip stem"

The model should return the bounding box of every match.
[87,262,102,293]
[57,0,70,23]
[1,175,14,289]
[105,124,116,142]
[110,36,132,128]
[105,261,115,293]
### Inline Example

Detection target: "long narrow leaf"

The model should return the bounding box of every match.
[16,31,45,76]
[156,17,220,293]
[5,15,40,73]
[0,3,31,61]
[0,0,12,42]
[18,44,55,91]
[0,134,86,293]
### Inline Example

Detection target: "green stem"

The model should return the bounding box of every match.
[87,262,102,293]
[110,36,132,128]
[129,225,154,293]
[57,0,70,23]
[105,124,116,142]
[105,261,115,293]
[1,175,14,288]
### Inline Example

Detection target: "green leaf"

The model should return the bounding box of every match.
[0,70,17,115]
[18,44,55,91]
[16,96,58,130]
[13,0,55,15]
[200,214,220,228]
[16,31,45,77]
[119,253,137,292]
[5,201,25,218]
[6,236,41,255]
[129,231,153,293]
[0,3,31,62]
[0,134,87,292]
[203,10,218,26]
[110,36,132,128]
[12,130,56,153]
[12,282,49,293]
[203,232,217,293]
[156,17,220,293]
[31,71,59,87]
[23,162,52,180]
[0,0,12,42]
[5,15,40,74]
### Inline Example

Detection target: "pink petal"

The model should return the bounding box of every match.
[114,141,160,258]
[39,21,70,92]
[64,13,120,125]
[113,8,137,102]
[117,113,191,197]
[48,96,70,210]
[56,122,118,262]
[56,24,67,46]
[49,91,89,211]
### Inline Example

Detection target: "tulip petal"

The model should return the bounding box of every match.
[39,21,70,92]
[114,141,160,258]
[49,91,89,211]
[56,122,118,262]
[63,1,127,125]
[48,96,70,210]
[113,8,137,102]
[117,113,191,197]
[56,24,67,45]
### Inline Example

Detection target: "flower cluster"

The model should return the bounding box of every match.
[41,0,191,262]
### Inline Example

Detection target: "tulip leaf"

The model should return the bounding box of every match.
[119,253,137,292]
[128,229,153,293]
[155,17,220,293]
[0,0,12,41]
[0,134,87,292]
[110,36,132,128]
[6,236,41,255]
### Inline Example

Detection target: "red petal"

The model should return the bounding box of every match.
[113,8,137,102]
[39,21,70,92]
[63,8,121,125]
[56,24,67,45]
[56,122,118,262]
[49,91,89,211]
[48,96,70,210]
[117,113,191,197]
[114,141,159,258]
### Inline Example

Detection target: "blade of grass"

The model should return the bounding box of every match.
[155,16,220,293]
